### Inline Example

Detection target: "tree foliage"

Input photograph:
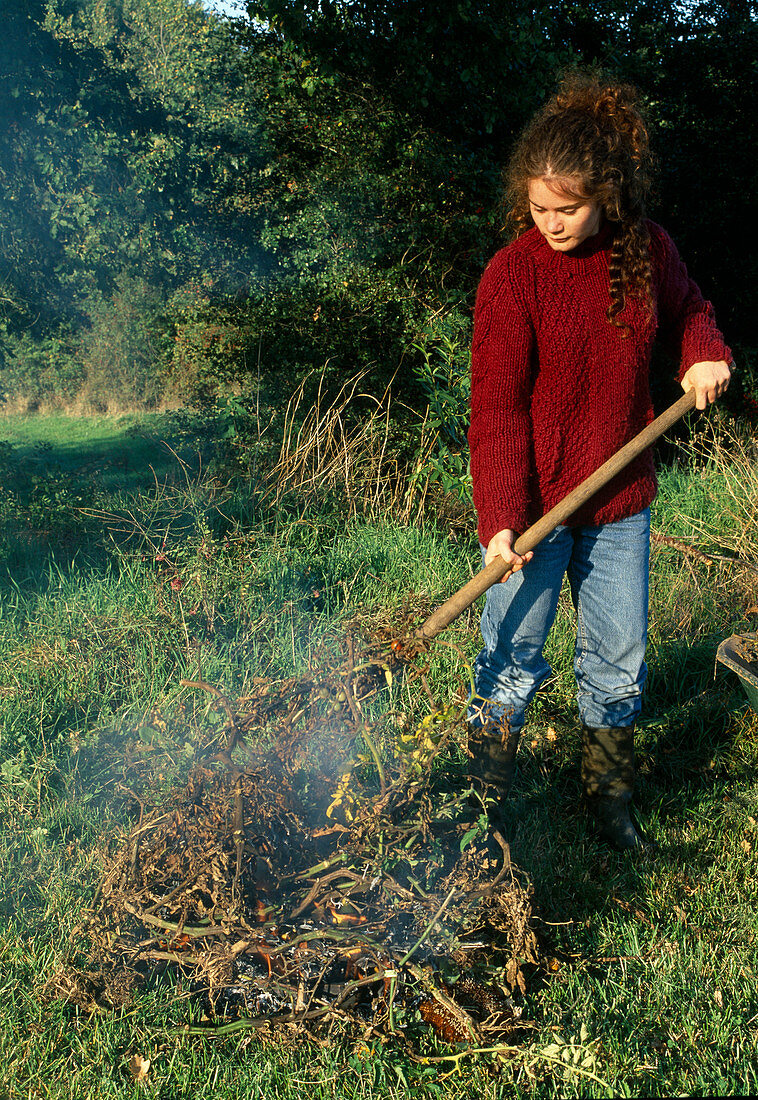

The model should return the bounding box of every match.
[0,0,267,405]
[1,0,757,414]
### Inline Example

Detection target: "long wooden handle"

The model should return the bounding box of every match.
[415,389,696,642]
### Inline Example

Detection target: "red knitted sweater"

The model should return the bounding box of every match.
[469,220,732,546]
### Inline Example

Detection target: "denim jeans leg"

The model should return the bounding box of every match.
[470,525,574,733]
[567,509,650,729]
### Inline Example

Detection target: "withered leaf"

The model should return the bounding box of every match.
[126,1053,151,1084]
[505,958,526,994]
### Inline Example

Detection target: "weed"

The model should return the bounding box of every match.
[410,327,472,507]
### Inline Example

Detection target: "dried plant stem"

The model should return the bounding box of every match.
[398,887,457,968]
[410,1042,609,1088]
[183,1006,334,1036]
[387,886,458,1033]
[359,723,387,795]
[122,903,220,938]
[180,678,237,736]
[651,530,758,576]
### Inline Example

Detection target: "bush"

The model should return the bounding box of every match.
[162,281,259,406]
[410,310,473,507]
[78,275,169,411]
[1,330,84,411]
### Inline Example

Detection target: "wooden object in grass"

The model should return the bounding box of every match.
[415,389,697,642]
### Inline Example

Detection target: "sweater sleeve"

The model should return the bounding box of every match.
[650,223,732,381]
[468,247,535,545]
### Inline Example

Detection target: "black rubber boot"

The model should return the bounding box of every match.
[467,720,519,831]
[469,721,518,789]
[581,725,646,852]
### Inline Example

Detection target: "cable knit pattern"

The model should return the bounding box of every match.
[469,220,732,546]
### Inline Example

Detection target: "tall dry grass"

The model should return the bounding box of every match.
[266,369,444,523]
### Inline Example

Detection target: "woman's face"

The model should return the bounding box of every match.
[528,177,602,251]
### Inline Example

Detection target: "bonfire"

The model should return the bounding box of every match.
[48,613,539,1048]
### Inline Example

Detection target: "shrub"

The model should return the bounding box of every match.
[78,275,168,411]
[1,330,84,411]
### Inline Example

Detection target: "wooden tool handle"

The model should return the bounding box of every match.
[415,389,696,642]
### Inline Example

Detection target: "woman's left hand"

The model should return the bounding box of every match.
[681,360,732,410]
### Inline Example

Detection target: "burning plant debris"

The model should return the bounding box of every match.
[49,614,538,1047]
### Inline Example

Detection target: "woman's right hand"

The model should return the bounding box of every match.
[484,529,534,576]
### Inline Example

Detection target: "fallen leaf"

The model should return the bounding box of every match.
[741,838,752,854]
[714,989,724,1008]
[506,958,523,991]
[127,1053,151,1084]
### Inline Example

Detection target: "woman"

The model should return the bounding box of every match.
[467,75,732,850]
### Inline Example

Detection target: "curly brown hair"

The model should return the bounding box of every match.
[505,73,655,327]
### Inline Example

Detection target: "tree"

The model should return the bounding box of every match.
[0,0,269,404]
[3,0,756,411]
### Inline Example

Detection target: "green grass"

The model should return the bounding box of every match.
[1,409,757,1098]
[0,410,220,493]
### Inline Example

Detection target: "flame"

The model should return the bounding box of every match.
[327,903,366,926]
[158,932,192,951]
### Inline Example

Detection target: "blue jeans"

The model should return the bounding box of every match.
[469,509,650,734]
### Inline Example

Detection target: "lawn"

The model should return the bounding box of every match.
[0,408,756,1098]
